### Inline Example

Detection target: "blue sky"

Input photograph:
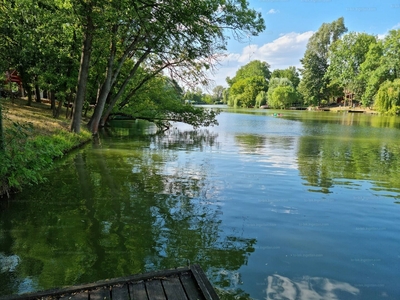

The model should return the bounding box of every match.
[207,0,400,90]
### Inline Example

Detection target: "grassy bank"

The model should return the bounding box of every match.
[0,97,92,198]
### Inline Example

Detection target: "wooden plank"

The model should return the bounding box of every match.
[111,284,130,300]
[179,271,204,300]
[190,265,219,300]
[59,291,89,300]
[129,281,148,300]
[161,276,188,300]
[88,286,111,300]
[0,265,219,300]
[145,280,166,300]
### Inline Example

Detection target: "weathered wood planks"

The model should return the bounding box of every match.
[1,265,219,300]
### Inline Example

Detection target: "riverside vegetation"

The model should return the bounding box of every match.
[0,0,265,197]
[0,97,91,197]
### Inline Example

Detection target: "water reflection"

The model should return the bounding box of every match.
[265,274,359,300]
[1,113,400,299]
[297,117,400,195]
[0,123,255,296]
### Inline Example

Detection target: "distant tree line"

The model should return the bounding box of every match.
[220,17,400,114]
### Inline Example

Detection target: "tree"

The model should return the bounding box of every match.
[1,0,47,106]
[359,30,400,107]
[298,17,347,106]
[374,79,400,114]
[255,91,267,108]
[230,76,267,107]
[227,60,271,86]
[1,0,265,132]
[271,66,300,88]
[112,75,219,130]
[326,32,376,102]
[68,0,265,134]
[270,86,297,109]
[184,88,204,104]
[267,78,297,109]
[212,85,225,103]
[226,60,270,107]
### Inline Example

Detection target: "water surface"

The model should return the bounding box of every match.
[0,109,399,299]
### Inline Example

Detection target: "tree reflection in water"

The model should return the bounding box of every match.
[0,123,256,299]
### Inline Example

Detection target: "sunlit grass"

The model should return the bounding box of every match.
[2,97,82,136]
[1,97,92,196]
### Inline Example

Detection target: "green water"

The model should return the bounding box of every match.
[0,109,399,299]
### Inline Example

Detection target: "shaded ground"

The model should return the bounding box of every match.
[1,97,90,135]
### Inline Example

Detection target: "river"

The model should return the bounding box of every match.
[0,108,399,299]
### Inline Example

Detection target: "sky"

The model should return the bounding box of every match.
[206,0,400,91]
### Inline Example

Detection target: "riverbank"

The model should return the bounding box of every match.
[0,97,92,198]
[320,105,379,114]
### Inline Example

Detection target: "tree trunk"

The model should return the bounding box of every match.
[50,91,56,111]
[99,49,153,127]
[70,13,94,133]
[25,85,33,106]
[35,81,41,103]
[0,100,4,153]
[87,26,117,134]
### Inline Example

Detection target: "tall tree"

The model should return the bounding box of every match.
[229,76,267,107]
[298,17,347,105]
[70,0,265,134]
[267,78,297,109]
[271,66,300,88]
[212,85,225,103]
[70,1,96,133]
[374,79,400,114]
[226,60,270,107]
[326,32,376,102]
[359,29,400,106]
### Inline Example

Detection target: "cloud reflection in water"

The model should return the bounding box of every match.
[265,274,359,300]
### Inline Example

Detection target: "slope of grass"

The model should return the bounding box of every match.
[0,97,92,198]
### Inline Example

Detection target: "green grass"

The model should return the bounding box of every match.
[1,97,92,197]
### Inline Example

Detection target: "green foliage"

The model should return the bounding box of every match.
[118,75,220,129]
[212,85,225,103]
[0,101,4,153]
[0,120,91,196]
[299,17,347,105]
[271,66,300,88]
[255,91,267,108]
[230,76,267,107]
[226,60,270,107]
[359,30,400,107]
[226,60,271,86]
[268,85,297,109]
[326,32,376,99]
[267,77,298,108]
[374,79,400,114]
[184,88,205,104]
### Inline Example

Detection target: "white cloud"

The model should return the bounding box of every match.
[391,22,400,30]
[207,31,314,88]
[267,9,279,14]
[376,23,400,40]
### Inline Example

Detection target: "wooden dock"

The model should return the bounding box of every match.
[1,264,220,300]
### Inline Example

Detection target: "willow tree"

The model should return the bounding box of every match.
[374,79,400,114]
